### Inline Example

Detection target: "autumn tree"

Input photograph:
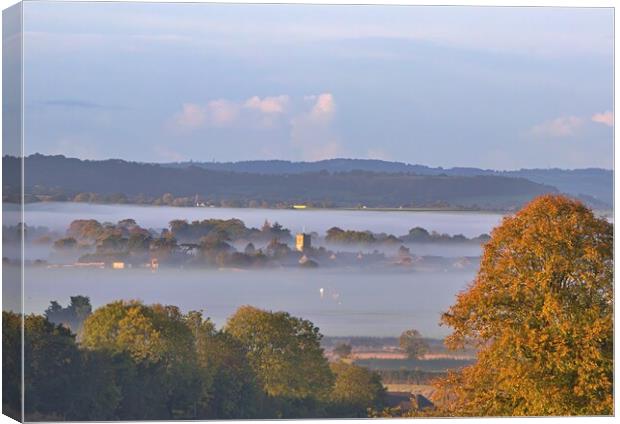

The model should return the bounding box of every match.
[96,233,127,253]
[53,237,77,250]
[399,329,428,359]
[67,219,104,242]
[149,234,178,261]
[433,195,613,416]
[126,232,152,252]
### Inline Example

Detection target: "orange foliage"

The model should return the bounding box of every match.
[433,195,613,416]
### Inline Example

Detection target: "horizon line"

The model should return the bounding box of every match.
[12,152,614,173]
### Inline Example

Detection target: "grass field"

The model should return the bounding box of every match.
[384,384,436,398]
[354,357,474,372]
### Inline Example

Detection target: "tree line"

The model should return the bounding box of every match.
[3,299,386,421]
[4,154,561,210]
[6,217,488,270]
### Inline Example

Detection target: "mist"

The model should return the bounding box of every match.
[10,202,499,338]
[19,202,504,237]
[22,266,475,338]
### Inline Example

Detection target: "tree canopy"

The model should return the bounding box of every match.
[329,361,386,417]
[81,301,195,364]
[333,342,352,358]
[225,305,334,401]
[399,329,429,359]
[44,296,93,340]
[6,299,396,420]
[434,195,613,416]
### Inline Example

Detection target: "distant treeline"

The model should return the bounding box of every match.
[166,157,613,208]
[47,218,301,269]
[3,154,565,210]
[4,219,489,250]
[326,226,489,245]
[322,336,446,350]
[376,369,445,385]
[3,218,487,270]
[3,297,391,421]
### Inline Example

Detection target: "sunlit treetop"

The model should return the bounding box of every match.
[435,194,613,416]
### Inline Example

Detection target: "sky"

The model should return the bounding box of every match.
[20,2,614,169]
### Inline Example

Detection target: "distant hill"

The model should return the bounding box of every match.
[166,158,612,207]
[2,154,568,211]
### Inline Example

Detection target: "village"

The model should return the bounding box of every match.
[40,231,478,273]
[8,217,483,273]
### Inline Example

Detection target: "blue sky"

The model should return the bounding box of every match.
[22,2,613,169]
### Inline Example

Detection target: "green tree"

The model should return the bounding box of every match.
[191,313,261,418]
[434,195,613,416]
[329,361,385,417]
[225,306,334,402]
[44,295,92,335]
[81,301,201,419]
[399,329,428,359]
[82,301,195,364]
[2,311,22,420]
[23,315,83,420]
[406,227,430,241]
[333,342,352,358]
[72,350,122,420]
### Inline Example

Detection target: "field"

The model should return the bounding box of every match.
[384,384,436,399]
[354,357,474,372]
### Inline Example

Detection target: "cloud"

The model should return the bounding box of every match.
[591,111,613,127]
[172,95,292,131]
[244,95,290,128]
[173,103,208,130]
[170,93,344,160]
[291,92,343,160]
[172,100,239,130]
[206,99,240,127]
[529,111,614,140]
[40,99,125,110]
[309,93,336,121]
[529,116,584,138]
[244,95,289,114]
